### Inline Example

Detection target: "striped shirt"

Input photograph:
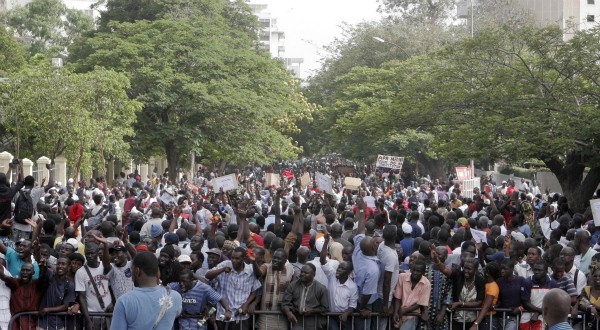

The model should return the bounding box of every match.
[553,275,578,297]
[213,260,261,321]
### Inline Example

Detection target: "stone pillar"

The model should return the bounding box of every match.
[22,158,33,177]
[0,152,13,183]
[140,163,149,182]
[55,155,67,187]
[107,160,115,186]
[156,158,164,177]
[149,157,156,176]
[37,156,51,184]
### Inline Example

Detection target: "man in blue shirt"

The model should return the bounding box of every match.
[110,252,182,330]
[352,205,380,330]
[168,269,231,330]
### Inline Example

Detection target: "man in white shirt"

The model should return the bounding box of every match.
[320,234,357,330]
[559,247,586,295]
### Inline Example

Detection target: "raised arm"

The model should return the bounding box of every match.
[91,234,112,274]
[431,244,452,277]
[44,163,55,192]
[356,200,367,235]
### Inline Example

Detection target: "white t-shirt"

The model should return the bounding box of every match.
[107,261,134,300]
[75,264,111,312]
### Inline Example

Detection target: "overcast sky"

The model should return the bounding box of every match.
[253,0,382,79]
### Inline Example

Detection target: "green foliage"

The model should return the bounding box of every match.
[2,0,94,56]
[377,0,457,24]
[0,61,141,174]
[71,0,314,180]
[0,23,26,75]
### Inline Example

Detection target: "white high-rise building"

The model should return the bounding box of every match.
[246,1,304,78]
[458,0,599,38]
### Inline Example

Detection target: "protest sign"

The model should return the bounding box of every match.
[316,172,334,194]
[300,173,311,188]
[211,174,238,192]
[470,229,487,244]
[344,177,362,190]
[337,165,354,175]
[455,167,471,180]
[265,173,280,187]
[375,155,404,169]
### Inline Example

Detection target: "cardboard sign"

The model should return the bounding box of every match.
[376,155,404,169]
[316,172,334,194]
[300,173,311,188]
[470,229,487,244]
[211,174,238,192]
[265,173,280,187]
[344,177,362,190]
[591,199,600,227]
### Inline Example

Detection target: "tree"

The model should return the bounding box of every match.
[0,60,141,179]
[70,0,314,182]
[2,0,93,56]
[378,25,600,212]
[0,23,25,75]
[377,0,457,24]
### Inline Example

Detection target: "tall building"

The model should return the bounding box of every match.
[246,1,304,78]
[458,0,599,38]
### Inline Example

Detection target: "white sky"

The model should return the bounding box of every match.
[254,0,382,79]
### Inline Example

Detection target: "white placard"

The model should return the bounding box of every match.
[300,173,311,188]
[265,173,280,187]
[591,199,600,227]
[316,172,334,194]
[211,174,238,192]
[344,177,362,190]
[470,229,487,244]
[376,155,404,169]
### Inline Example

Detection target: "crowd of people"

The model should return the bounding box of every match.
[0,158,597,330]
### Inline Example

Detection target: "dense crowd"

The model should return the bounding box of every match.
[0,158,597,330]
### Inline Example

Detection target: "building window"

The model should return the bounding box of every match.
[587,15,595,22]
[588,0,595,4]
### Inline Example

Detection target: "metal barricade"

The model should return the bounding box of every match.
[8,308,600,330]
[8,311,112,330]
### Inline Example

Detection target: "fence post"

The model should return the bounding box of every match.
[0,152,13,182]
[140,163,149,183]
[36,156,51,184]
[22,158,33,177]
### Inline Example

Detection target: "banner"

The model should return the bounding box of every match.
[316,172,334,194]
[375,155,404,169]
[265,173,280,187]
[211,174,238,192]
[344,177,362,190]
[470,229,487,244]
[300,173,311,188]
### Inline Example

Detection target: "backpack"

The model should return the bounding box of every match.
[14,189,34,224]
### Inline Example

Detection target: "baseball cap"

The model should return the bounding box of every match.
[206,248,222,257]
[109,245,127,253]
[66,238,79,249]
[401,222,412,234]
[164,232,179,245]
[150,224,163,238]
[177,255,192,263]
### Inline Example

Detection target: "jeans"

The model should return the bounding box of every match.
[479,316,501,330]
[399,317,419,330]
[354,304,373,330]
[371,298,391,330]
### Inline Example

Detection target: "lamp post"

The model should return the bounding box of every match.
[470,0,474,37]
[373,37,410,57]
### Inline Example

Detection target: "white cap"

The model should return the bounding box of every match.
[177,255,192,263]
[66,238,79,249]
[402,222,413,234]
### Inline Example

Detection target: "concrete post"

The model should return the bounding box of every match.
[36,156,51,184]
[22,158,33,177]
[55,155,67,187]
[140,163,149,183]
[0,152,13,183]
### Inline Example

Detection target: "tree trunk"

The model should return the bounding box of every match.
[415,153,446,181]
[165,140,178,184]
[544,152,600,213]
[73,142,84,190]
